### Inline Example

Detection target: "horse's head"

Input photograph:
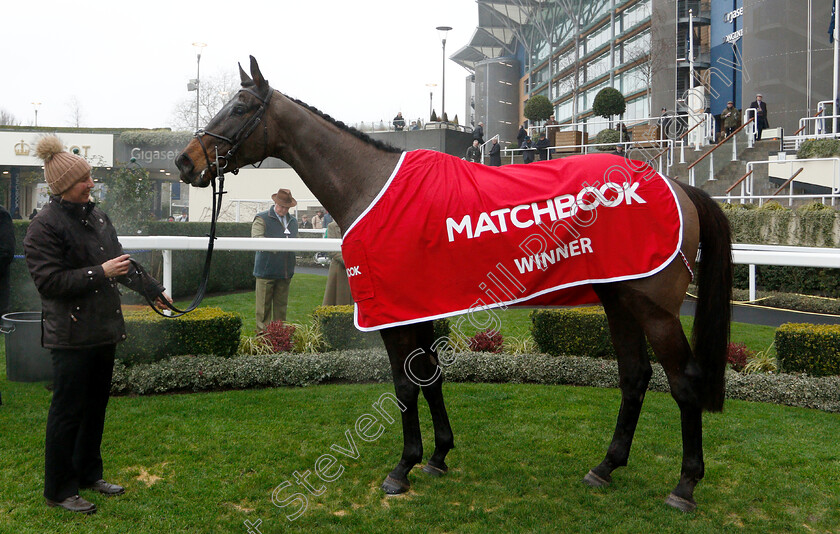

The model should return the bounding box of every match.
[176,56,274,187]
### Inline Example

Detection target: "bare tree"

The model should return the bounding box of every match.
[66,96,83,127]
[622,12,669,109]
[0,109,21,126]
[170,71,241,131]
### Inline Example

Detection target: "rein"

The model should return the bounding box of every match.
[132,146,227,318]
[139,86,274,318]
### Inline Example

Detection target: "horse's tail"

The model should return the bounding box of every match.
[675,181,732,412]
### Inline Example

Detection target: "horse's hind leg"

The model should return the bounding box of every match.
[636,305,705,512]
[585,286,652,487]
[379,322,451,494]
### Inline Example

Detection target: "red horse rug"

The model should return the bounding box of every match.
[341,150,683,331]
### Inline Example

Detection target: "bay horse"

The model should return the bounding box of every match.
[175,56,732,512]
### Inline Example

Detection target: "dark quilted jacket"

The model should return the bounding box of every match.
[23,196,164,349]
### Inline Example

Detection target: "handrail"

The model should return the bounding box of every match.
[792,108,825,137]
[725,169,753,195]
[771,167,805,196]
[687,117,755,170]
[648,116,707,162]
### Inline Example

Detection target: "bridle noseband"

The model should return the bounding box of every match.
[195,86,274,178]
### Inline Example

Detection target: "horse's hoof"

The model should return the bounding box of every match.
[665,493,697,513]
[381,475,410,495]
[583,470,611,487]
[421,463,448,477]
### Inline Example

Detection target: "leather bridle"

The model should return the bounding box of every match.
[195,86,274,178]
[137,86,274,318]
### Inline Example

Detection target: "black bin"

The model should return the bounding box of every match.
[2,312,53,382]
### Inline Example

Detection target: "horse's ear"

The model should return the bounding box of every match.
[249,55,268,88]
[239,63,251,85]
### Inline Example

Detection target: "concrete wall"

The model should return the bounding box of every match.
[741,0,834,134]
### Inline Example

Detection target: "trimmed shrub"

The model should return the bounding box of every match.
[117,307,242,365]
[796,138,840,159]
[108,350,840,413]
[312,305,450,350]
[593,129,621,151]
[468,329,504,353]
[263,320,296,352]
[775,323,840,376]
[531,307,614,358]
[313,305,383,350]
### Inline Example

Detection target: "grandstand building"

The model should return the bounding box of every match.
[452,0,835,144]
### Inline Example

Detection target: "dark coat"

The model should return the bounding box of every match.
[472,124,484,143]
[253,209,298,279]
[488,142,502,166]
[23,196,164,349]
[0,205,14,315]
[749,100,769,129]
[516,126,527,146]
[535,137,551,160]
[521,140,536,164]
[465,145,482,163]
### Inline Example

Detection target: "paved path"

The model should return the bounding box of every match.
[681,300,840,327]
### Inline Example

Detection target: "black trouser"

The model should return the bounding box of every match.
[44,344,116,501]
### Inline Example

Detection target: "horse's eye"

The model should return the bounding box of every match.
[232,105,246,116]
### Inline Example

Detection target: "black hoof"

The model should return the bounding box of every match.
[421,463,448,477]
[665,493,697,513]
[381,475,410,495]
[583,470,611,487]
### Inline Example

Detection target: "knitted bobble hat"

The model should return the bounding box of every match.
[34,135,91,195]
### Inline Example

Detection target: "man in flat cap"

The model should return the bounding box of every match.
[721,100,741,138]
[252,188,298,331]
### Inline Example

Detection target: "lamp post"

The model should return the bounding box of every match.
[436,26,452,122]
[31,102,41,127]
[425,83,437,121]
[190,42,207,131]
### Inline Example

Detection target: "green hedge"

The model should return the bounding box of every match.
[108,350,840,413]
[530,307,614,358]
[723,203,838,248]
[775,324,840,377]
[117,306,242,365]
[312,305,450,351]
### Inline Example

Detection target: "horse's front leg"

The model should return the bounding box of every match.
[420,367,455,476]
[379,323,442,494]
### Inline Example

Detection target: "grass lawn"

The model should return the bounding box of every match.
[0,275,813,532]
[197,273,778,354]
[1,369,838,533]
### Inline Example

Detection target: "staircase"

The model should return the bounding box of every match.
[667,138,782,200]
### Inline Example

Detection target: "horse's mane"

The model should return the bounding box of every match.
[285,94,403,154]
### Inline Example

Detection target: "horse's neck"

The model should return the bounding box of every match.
[271,97,401,229]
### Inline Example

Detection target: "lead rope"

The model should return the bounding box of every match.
[134,145,227,318]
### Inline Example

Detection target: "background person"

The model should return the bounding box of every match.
[322,221,353,306]
[749,93,769,140]
[488,138,502,166]
[0,204,14,317]
[252,188,298,331]
[465,139,481,163]
[721,100,741,137]
[24,135,169,515]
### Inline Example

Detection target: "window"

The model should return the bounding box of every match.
[586,53,611,82]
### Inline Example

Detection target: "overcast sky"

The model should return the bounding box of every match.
[3,0,478,130]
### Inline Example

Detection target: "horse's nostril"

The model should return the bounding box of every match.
[175,153,193,172]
